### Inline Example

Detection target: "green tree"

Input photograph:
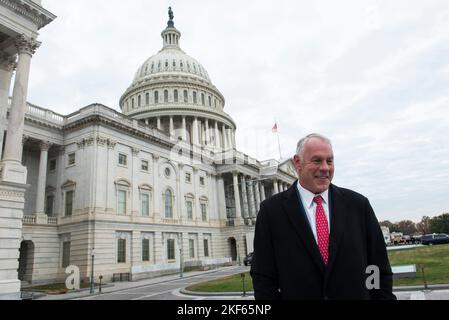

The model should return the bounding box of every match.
[429,213,449,234]
[396,220,417,235]
[416,216,431,235]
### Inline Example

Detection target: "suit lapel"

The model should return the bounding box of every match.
[325,184,347,278]
[282,183,325,273]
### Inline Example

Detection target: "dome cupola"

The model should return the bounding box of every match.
[119,8,236,151]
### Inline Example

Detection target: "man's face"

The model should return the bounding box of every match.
[293,137,334,194]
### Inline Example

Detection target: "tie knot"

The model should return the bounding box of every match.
[314,196,323,206]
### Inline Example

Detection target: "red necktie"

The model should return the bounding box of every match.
[314,196,329,266]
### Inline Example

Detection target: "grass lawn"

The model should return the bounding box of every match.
[388,244,449,286]
[187,244,449,292]
[186,272,253,293]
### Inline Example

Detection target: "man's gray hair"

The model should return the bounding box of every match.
[296,133,332,159]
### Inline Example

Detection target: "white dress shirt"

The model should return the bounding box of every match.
[296,181,330,243]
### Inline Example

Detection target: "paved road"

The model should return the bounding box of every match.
[75,266,253,301]
[35,264,449,300]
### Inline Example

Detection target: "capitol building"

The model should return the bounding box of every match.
[0,1,295,298]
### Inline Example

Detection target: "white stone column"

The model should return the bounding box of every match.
[205,119,210,145]
[217,174,226,221]
[0,53,16,161]
[193,117,199,145]
[221,124,227,149]
[240,175,249,219]
[254,181,261,212]
[131,148,140,216]
[193,168,200,222]
[55,146,65,216]
[277,181,282,193]
[1,36,40,184]
[214,121,220,148]
[273,179,279,194]
[169,116,174,137]
[182,116,187,141]
[34,141,51,215]
[177,163,183,221]
[0,37,39,299]
[260,182,266,202]
[198,119,203,145]
[157,117,162,130]
[232,130,236,149]
[152,155,160,220]
[154,231,163,264]
[227,128,233,149]
[232,172,243,221]
[247,179,256,218]
[131,231,141,265]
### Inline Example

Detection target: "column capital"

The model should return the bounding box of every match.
[0,51,17,72]
[107,139,117,149]
[131,147,140,156]
[22,135,29,145]
[96,136,108,146]
[39,141,52,151]
[15,35,41,56]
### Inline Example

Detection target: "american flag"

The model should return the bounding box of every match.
[272,123,278,133]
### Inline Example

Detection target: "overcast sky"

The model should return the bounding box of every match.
[28,0,449,223]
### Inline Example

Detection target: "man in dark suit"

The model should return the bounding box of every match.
[250,133,396,300]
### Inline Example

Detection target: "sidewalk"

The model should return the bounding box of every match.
[34,265,244,300]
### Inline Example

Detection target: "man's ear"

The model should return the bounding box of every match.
[292,155,301,171]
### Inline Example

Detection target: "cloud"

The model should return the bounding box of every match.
[30,0,449,222]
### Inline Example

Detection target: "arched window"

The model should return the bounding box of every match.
[184,90,188,103]
[164,90,169,103]
[193,91,197,104]
[138,95,141,107]
[131,98,135,109]
[146,92,150,105]
[201,93,205,106]
[208,96,211,107]
[154,91,159,104]
[165,189,173,218]
[174,90,178,103]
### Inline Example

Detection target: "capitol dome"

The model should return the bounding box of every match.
[133,49,212,84]
[119,10,236,150]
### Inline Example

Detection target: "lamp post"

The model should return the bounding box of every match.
[237,243,241,266]
[180,247,184,278]
[179,237,184,278]
[90,248,95,294]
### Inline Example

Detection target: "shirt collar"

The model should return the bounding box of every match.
[296,181,329,209]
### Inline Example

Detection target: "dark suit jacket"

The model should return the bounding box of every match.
[250,182,396,300]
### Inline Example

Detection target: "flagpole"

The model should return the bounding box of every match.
[274,118,282,161]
